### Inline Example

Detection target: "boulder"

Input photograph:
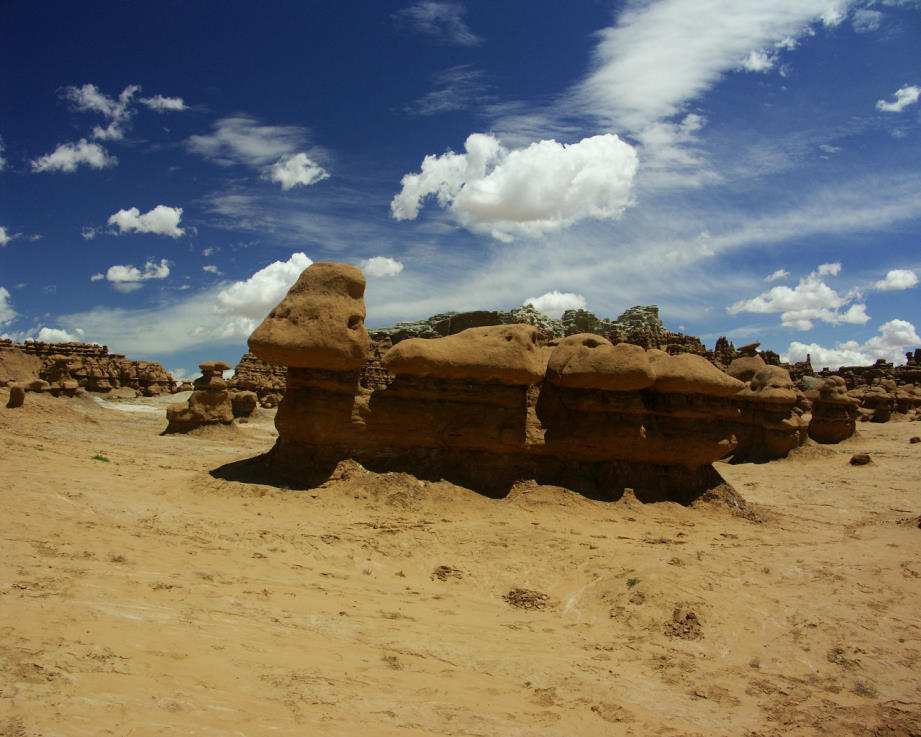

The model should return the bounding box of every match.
[248,262,369,370]
[647,350,745,396]
[727,354,766,383]
[6,384,25,408]
[382,324,544,386]
[230,390,258,418]
[545,334,654,391]
[807,376,860,444]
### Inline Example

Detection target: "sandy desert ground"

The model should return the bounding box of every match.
[1,387,920,736]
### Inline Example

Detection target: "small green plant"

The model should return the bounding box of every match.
[626,577,640,588]
[395,570,406,578]
[524,681,532,688]
[92,454,110,462]
[382,655,402,670]
[108,554,126,563]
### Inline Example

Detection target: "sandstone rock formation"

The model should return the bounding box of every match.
[0,338,175,395]
[6,384,25,408]
[730,365,808,461]
[250,264,750,501]
[249,262,369,370]
[164,361,234,434]
[806,377,860,444]
[230,390,258,418]
[228,353,287,405]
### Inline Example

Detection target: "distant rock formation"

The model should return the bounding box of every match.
[228,352,287,407]
[806,377,860,443]
[247,262,752,501]
[367,303,667,344]
[164,361,233,434]
[0,339,175,396]
[730,366,808,461]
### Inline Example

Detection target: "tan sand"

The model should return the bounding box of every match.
[1,388,920,736]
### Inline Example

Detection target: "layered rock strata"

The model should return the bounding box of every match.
[0,339,174,395]
[729,366,808,461]
[164,361,234,434]
[249,263,750,501]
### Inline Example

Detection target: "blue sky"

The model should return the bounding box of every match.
[1,0,919,378]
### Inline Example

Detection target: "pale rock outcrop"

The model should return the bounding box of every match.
[807,376,860,443]
[164,361,234,434]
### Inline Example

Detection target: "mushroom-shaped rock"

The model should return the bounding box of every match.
[546,334,654,391]
[726,354,766,382]
[647,350,744,396]
[383,324,544,385]
[806,376,860,444]
[737,366,798,403]
[248,262,369,371]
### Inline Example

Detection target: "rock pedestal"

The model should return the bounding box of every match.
[249,263,751,501]
[164,361,234,434]
[807,376,859,443]
[729,366,808,461]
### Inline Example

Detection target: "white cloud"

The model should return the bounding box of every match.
[785,319,921,367]
[90,273,104,281]
[852,8,882,32]
[268,152,330,190]
[214,252,313,335]
[396,1,482,46]
[30,139,117,173]
[0,226,9,246]
[876,85,921,113]
[727,264,868,330]
[62,83,139,141]
[139,94,187,112]
[765,268,790,282]
[187,115,310,167]
[875,268,918,291]
[404,64,489,116]
[523,290,587,318]
[107,205,185,237]
[575,0,850,133]
[391,132,638,240]
[0,136,6,171]
[739,49,775,72]
[203,265,220,274]
[0,286,16,325]
[36,326,83,343]
[361,256,404,277]
[104,259,170,292]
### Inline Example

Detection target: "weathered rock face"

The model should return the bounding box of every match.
[256,268,749,501]
[249,262,369,370]
[230,390,258,418]
[807,377,859,443]
[164,361,234,434]
[0,339,175,395]
[228,352,288,405]
[382,324,545,385]
[730,366,808,461]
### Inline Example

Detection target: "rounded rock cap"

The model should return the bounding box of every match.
[648,350,745,396]
[546,334,654,391]
[383,323,544,385]
[248,262,369,370]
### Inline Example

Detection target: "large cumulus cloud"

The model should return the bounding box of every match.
[391,133,638,241]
